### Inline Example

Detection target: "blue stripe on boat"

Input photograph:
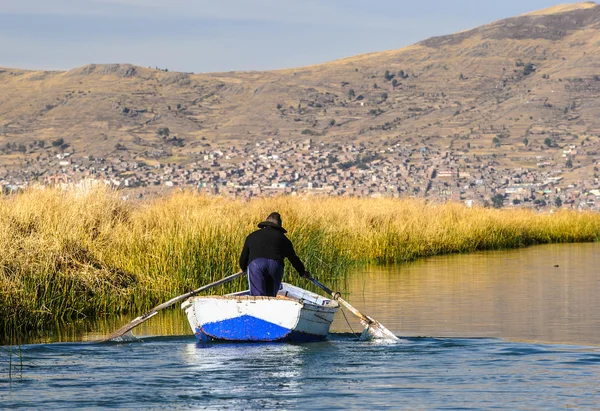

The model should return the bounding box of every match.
[199,314,292,341]
[195,328,328,343]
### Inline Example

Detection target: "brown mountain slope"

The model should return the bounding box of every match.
[1,2,600,182]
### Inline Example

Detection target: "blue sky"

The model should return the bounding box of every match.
[0,0,586,73]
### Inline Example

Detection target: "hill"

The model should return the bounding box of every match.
[1,2,600,202]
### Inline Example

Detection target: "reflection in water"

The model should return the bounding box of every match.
[24,305,192,344]
[21,243,600,347]
[335,243,600,346]
[181,342,304,407]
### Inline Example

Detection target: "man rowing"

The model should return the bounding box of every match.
[239,212,309,297]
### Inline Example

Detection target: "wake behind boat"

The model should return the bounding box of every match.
[181,283,339,342]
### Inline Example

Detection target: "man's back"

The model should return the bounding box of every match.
[239,212,308,297]
[239,226,304,274]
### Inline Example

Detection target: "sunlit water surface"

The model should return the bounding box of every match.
[2,243,599,410]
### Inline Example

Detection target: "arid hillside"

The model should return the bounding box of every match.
[2,2,600,183]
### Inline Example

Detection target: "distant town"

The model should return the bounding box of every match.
[2,136,599,211]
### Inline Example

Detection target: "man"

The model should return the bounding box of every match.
[239,212,309,297]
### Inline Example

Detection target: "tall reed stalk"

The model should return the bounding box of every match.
[1,187,599,341]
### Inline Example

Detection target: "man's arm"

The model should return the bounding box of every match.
[239,237,250,272]
[285,238,307,276]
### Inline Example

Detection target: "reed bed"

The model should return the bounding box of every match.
[1,186,599,340]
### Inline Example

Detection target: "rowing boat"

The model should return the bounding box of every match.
[181,283,339,342]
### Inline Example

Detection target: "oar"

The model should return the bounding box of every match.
[99,271,245,342]
[307,275,399,341]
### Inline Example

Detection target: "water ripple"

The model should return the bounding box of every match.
[2,336,599,410]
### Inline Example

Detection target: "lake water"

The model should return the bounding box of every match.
[336,242,600,346]
[2,243,600,410]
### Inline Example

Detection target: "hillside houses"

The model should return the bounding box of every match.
[1,137,599,211]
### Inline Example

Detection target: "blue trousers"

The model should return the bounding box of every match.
[248,258,284,297]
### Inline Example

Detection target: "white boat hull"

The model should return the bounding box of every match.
[181,283,339,342]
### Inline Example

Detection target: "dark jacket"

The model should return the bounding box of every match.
[239,222,306,275]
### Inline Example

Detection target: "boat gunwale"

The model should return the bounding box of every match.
[187,294,299,303]
[186,294,339,311]
[185,284,340,309]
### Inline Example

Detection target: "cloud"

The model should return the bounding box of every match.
[0,0,414,30]
[0,0,105,15]
[0,0,333,21]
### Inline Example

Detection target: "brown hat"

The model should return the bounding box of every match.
[258,212,287,233]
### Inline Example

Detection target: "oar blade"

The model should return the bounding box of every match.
[101,311,158,342]
[359,316,400,341]
[306,275,400,342]
[109,330,139,343]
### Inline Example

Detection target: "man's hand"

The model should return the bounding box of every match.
[301,271,310,278]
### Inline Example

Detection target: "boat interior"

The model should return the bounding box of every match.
[227,283,338,307]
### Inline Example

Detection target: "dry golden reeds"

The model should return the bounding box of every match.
[1,186,599,340]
